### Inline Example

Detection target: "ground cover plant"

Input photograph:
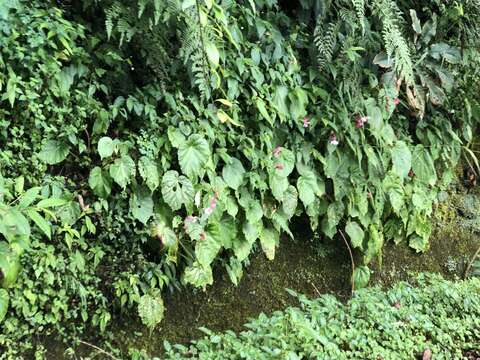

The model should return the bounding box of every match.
[161,274,480,359]
[0,0,479,357]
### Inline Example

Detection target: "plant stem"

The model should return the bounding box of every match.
[338,229,356,296]
[464,245,480,279]
[79,340,120,360]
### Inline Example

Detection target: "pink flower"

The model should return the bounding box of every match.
[355,116,369,129]
[275,163,284,171]
[185,216,198,223]
[204,207,213,215]
[200,232,206,241]
[303,117,310,128]
[273,146,282,158]
[394,98,400,106]
[329,132,339,146]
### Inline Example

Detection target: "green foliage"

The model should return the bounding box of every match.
[164,274,480,359]
[0,0,479,356]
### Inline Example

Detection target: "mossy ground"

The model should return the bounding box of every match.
[50,183,480,358]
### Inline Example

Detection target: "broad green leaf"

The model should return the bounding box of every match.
[226,257,243,286]
[0,245,21,288]
[297,171,322,207]
[195,223,222,267]
[272,148,295,178]
[181,0,195,10]
[161,170,194,211]
[98,136,114,159]
[255,98,273,125]
[353,266,370,290]
[222,158,245,190]
[270,174,288,201]
[184,261,213,289]
[0,289,8,323]
[345,221,364,249]
[139,156,160,192]
[38,140,69,165]
[259,227,278,260]
[178,135,209,179]
[26,209,51,239]
[151,220,177,248]
[365,225,384,264]
[130,188,154,224]
[88,167,112,198]
[17,187,41,209]
[244,199,263,224]
[109,155,135,189]
[282,185,298,219]
[205,42,219,68]
[391,141,412,179]
[36,198,68,208]
[412,146,436,186]
[0,208,30,240]
[138,292,165,330]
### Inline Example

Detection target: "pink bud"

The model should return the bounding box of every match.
[394,98,400,106]
[303,117,310,128]
[273,146,282,158]
[275,163,284,171]
[329,132,339,146]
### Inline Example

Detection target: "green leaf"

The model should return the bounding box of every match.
[273,148,295,178]
[259,227,278,260]
[161,170,194,211]
[139,156,160,192]
[391,141,412,179]
[138,292,165,330]
[109,155,136,189]
[244,199,263,224]
[412,146,436,186]
[184,261,213,289]
[282,185,298,219]
[88,167,112,198]
[195,223,222,267]
[36,198,68,208]
[0,244,21,288]
[222,158,245,190]
[98,136,114,159]
[130,188,154,224]
[345,221,364,249]
[297,171,322,207]
[26,209,51,239]
[17,187,41,209]
[178,135,210,179]
[353,266,370,290]
[270,174,289,201]
[255,98,273,125]
[205,41,220,68]
[38,140,69,165]
[0,289,8,323]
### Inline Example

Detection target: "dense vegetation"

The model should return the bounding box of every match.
[0,0,479,357]
[162,274,480,359]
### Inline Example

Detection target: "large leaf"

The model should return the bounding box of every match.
[89,167,112,198]
[0,289,8,323]
[139,156,160,192]
[272,148,295,178]
[345,221,364,249]
[109,155,136,189]
[270,174,289,201]
[38,140,69,165]
[0,244,21,288]
[25,209,51,239]
[161,170,194,211]
[178,135,210,178]
[353,266,370,290]
[183,261,213,289]
[222,157,245,190]
[391,141,412,179]
[297,170,322,207]
[138,292,165,330]
[97,136,114,159]
[195,223,222,267]
[282,185,298,219]
[259,227,279,260]
[412,146,436,186]
[130,188,154,224]
[205,41,220,68]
